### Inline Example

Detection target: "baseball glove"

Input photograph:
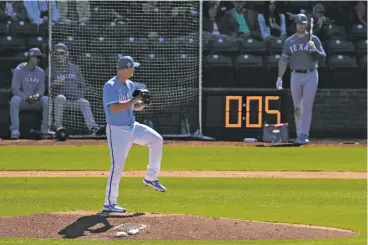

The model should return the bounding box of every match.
[132,89,151,105]
[26,94,41,104]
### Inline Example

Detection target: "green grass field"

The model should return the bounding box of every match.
[0,146,366,171]
[0,145,366,245]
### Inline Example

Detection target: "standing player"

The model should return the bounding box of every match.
[276,14,326,144]
[102,56,166,213]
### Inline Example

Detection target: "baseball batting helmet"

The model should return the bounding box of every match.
[295,13,308,24]
[28,47,45,57]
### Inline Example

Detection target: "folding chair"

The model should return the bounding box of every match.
[327,55,359,88]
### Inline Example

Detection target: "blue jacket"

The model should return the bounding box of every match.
[24,0,60,24]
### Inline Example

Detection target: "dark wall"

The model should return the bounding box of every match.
[285,89,367,138]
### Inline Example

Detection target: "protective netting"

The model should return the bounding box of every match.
[49,1,200,136]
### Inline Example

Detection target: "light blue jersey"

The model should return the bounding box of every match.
[102,55,166,208]
[103,76,145,126]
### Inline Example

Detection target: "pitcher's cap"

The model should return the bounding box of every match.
[117,56,140,70]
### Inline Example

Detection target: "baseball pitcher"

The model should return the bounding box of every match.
[102,56,166,213]
[10,48,49,139]
[47,43,99,133]
[276,14,326,144]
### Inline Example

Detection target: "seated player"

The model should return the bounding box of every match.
[10,48,49,139]
[48,43,99,133]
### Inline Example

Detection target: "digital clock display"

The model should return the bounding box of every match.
[203,89,287,140]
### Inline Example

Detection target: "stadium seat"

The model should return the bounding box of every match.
[149,37,173,56]
[351,24,367,41]
[210,35,239,56]
[89,36,118,53]
[51,24,76,44]
[27,36,47,50]
[266,38,284,54]
[358,55,367,88]
[173,54,197,70]
[325,24,347,40]
[238,38,267,55]
[38,23,48,37]
[202,32,212,55]
[0,52,27,71]
[102,22,130,39]
[355,40,367,58]
[9,22,39,36]
[203,54,235,87]
[0,23,8,35]
[75,23,96,39]
[327,55,360,88]
[138,54,171,82]
[179,33,199,53]
[76,53,108,86]
[0,36,26,51]
[0,69,13,89]
[326,39,355,56]
[117,37,149,60]
[234,54,265,88]
[62,35,90,56]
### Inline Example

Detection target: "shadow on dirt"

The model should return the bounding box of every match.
[58,213,121,239]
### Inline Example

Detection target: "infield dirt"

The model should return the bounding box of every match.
[0,211,359,240]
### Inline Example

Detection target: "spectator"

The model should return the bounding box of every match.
[0,1,28,23]
[217,1,234,19]
[348,1,367,26]
[323,2,349,27]
[203,2,222,36]
[90,1,131,24]
[219,1,261,39]
[24,0,60,24]
[10,48,48,139]
[257,1,287,41]
[47,43,99,133]
[285,2,331,41]
[169,2,199,37]
[311,2,332,41]
[58,0,91,24]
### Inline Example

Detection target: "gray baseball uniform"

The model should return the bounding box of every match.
[10,62,48,132]
[280,33,326,137]
[46,63,97,130]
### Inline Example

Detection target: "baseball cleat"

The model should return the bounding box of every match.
[143,179,167,192]
[295,134,309,145]
[10,130,20,139]
[102,204,126,213]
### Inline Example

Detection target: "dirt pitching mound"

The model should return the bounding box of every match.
[0,211,358,241]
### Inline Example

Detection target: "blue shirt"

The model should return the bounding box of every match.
[103,76,146,126]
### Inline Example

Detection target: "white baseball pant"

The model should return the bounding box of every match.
[104,122,163,206]
[53,95,98,130]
